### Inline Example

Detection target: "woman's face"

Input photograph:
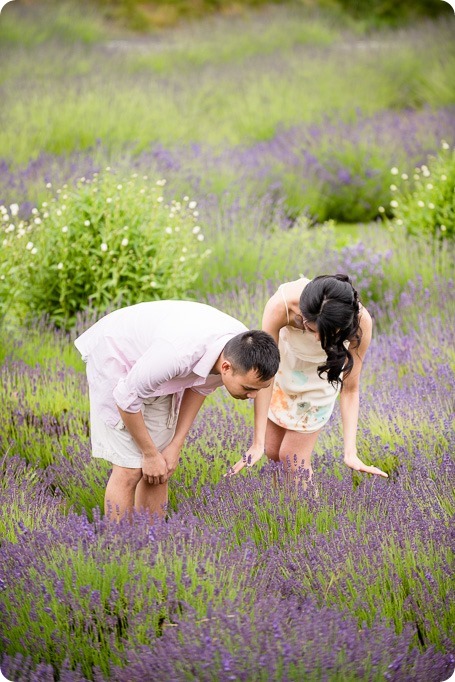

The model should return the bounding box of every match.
[296,314,320,341]
[303,319,320,341]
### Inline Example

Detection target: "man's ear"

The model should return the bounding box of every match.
[220,359,233,374]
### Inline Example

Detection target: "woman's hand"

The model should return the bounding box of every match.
[227,445,264,476]
[344,452,388,478]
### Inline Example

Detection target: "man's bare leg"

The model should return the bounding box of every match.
[105,465,142,521]
[135,478,169,520]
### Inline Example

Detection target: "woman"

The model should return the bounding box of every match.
[230,274,388,480]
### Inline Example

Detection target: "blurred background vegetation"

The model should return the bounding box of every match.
[0,0,454,327]
[91,0,453,30]
[0,0,452,33]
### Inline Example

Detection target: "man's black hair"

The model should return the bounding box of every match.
[223,330,280,381]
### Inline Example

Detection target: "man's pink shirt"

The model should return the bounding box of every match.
[75,301,247,427]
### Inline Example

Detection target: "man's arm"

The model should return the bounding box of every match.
[161,389,207,476]
[113,339,181,416]
[118,389,207,484]
[113,340,183,485]
[117,407,168,485]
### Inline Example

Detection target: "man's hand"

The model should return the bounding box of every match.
[344,452,388,478]
[161,441,181,478]
[142,452,168,485]
[227,445,264,476]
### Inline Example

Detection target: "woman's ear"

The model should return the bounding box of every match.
[294,314,304,329]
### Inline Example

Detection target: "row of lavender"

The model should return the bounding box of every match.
[2,107,454,225]
[1,273,454,681]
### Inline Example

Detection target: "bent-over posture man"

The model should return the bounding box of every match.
[75,300,280,521]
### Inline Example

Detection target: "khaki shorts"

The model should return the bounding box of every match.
[90,395,177,469]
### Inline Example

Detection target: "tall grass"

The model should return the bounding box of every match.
[0,1,110,46]
[0,11,453,165]
[1,8,453,233]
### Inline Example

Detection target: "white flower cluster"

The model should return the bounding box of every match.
[192,225,204,242]
[1,203,36,255]
[421,165,431,178]
[26,241,37,255]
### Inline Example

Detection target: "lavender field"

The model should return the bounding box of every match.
[0,273,454,681]
[1,2,455,681]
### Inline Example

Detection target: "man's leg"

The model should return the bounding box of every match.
[135,478,169,520]
[105,465,142,521]
[133,394,175,520]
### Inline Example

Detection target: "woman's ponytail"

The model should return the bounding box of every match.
[299,274,361,389]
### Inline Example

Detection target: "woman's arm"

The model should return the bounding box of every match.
[228,291,286,474]
[341,308,388,478]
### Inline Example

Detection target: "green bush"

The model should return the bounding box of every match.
[384,142,455,239]
[0,170,211,327]
[280,152,389,225]
[93,0,452,29]
[0,203,24,324]
[329,0,450,23]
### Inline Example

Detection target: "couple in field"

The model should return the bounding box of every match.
[75,274,388,522]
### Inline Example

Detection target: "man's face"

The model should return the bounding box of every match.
[220,362,271,400]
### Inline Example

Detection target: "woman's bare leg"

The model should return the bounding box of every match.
[265,420,287,488]
[279,429,321,485]
[264,419,287,462]
[265,421,321,490]
[105,465,142,521]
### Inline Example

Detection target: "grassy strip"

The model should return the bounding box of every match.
[0,13,453,164]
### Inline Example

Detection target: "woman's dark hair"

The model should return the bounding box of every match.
[299,274,361,388]
[224,330,280,381]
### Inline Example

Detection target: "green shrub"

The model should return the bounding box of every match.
[0,203,34,325]
[329,0,450,23]
[92,0,452,29]
[384,142,455,239]
[280,153,389,225]
[1,170,211,327]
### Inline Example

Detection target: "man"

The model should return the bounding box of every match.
[75,300,280,521]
